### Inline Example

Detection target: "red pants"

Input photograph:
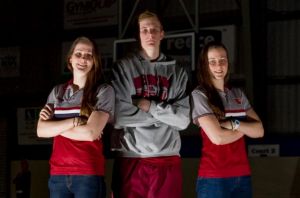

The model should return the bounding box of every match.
[112,156,182,198]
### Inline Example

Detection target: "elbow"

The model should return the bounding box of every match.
[37,130,43,138]
[85,133,96,142]
[253,124,264,138]
[178,122,189,131]
[89,130,102,141]
[36,121,48,138]
[176,117,191,130]
[212,140,223,145]
[37,129,47,138]
[257,127,264,138]
[36,125,45,138]
[210,136,223,145]
[37,130,50,138]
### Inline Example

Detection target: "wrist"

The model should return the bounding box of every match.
[231,119,240,131]
[148,100,156,114]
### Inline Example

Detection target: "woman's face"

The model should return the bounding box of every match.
[69,42,94,76]
[207,47,228,81]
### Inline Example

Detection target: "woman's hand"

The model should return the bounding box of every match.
[39,104,54,120]
[220,119,233,130]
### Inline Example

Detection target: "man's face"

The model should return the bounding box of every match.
[139,17,164,52]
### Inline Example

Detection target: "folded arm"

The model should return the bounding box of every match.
[220,109,264,138]
[136,67,190,130]
[37,104,73,138]
[198,114,244,145]
[37,104,110,141]
[137,97,190,130]
[112,63,159,128]
[61,111,110,141]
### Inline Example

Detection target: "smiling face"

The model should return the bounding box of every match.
[207,47,228,81]
[69,42,94,77]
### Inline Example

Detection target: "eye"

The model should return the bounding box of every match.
[73,52,93,60]
[140,29,148,34]
[219,58,228,65]
[74,52,83,58]
[151,28,160,34]
[84,54,93,60]
[208,60,217,66]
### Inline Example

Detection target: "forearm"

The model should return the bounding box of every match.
[115,101,159,127]
[199,116,244,145]
[61,126,97,141]
[61,111,110,141]
[37,118,74,138]
[237,120,264,138]
[234,109,264,138]
[216,129,244,145]
[148,99,190,130]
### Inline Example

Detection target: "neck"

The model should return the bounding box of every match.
[142,49,160,61]
[212,79,224,91]
[73,75,86,89]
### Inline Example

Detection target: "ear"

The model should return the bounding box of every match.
[69,56,72,63]
[67,57,73,71]
[160,30,165,40]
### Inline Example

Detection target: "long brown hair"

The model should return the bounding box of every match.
[66,36,104,117]
[197,41,229,120]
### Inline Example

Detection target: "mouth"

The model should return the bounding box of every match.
[214,71,224,77]
[76,64,87,70]
[146,40,155,45]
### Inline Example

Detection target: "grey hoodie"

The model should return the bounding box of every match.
[111,51,190,158]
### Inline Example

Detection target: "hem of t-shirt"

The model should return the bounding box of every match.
[193,113,214,126]
[198,169,251,178]
[50,170,104,176]
[115,151,180,158]
[117,156,181,166]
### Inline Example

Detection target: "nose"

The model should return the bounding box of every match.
[78,56,88,63]
[148,33,154,39]
[149,29,156,35]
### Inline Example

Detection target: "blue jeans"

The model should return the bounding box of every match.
[196,176,252,198]
[48,175,106,198]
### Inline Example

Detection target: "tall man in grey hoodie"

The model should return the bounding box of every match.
[111,10,190,198]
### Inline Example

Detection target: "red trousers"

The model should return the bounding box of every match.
[111,156,182,198]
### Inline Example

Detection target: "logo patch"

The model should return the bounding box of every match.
[234,98,242,104]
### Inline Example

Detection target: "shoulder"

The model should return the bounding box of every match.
[96,83,114,93]
[226,86,250,105]
[113,53,140,75]
[163,54,175,62]
[191,85,208,99]
[226,86,244,96]
[51,82,69,94]
[192,85,206,94]
[47,82,70,102]
[115,53,140,66]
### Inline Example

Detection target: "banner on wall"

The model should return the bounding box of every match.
[0,47,20,78]
[17,107,51,145]
[64,0,118,29]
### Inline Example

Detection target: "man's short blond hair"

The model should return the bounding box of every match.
[138,10,163,29]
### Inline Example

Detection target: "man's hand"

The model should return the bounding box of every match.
[133,98,151,112]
